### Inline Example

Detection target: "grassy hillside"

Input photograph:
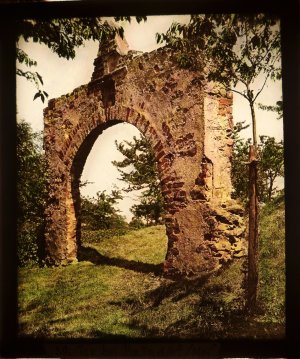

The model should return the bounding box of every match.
[18,198,285,339]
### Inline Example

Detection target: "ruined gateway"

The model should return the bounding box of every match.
[43,34,246,276]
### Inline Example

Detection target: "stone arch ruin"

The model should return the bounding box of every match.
[44,34,246,276]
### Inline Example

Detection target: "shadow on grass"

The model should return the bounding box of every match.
[78,246,163,275]
[140,270,214,308]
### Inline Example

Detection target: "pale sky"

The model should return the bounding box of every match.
[16,16,283,221]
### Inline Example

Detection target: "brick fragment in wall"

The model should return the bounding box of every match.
[162,122,173,144]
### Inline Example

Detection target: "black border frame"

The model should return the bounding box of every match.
[1,0,299,357]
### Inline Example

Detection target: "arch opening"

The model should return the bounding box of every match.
[70,120,123,248]
[70,121,168,269]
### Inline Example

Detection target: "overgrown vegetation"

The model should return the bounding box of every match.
[18,196,285,339]
[16,120,47,267]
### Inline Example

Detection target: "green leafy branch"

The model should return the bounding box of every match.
[16,16,146,103]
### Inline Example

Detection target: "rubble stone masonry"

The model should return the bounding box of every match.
[43,34,246,276]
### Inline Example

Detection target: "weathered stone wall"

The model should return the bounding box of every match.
[44,35,246,275]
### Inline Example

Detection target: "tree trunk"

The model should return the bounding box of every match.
[246,145,259,312]
[250,101,258,148]
[268,176,274,202]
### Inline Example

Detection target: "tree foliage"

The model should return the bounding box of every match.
[16,120,47,266]
[81,190,126,231]
[16,16,146,102]
[258,100,283,120]
[112,136,164,225]
[232,131,284,203]
[258,136,284,202]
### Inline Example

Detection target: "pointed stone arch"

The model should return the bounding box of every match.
[44,35,246,276]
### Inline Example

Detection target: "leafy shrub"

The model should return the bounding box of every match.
[81,191,128,231]
[16,120,47,267]
[129,217,145,229]
[18,220,44,267]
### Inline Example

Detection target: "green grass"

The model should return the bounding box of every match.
[18,226,167,338]
[18,200,285,339]
[86,225,168,264]
[257,195,285,324]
